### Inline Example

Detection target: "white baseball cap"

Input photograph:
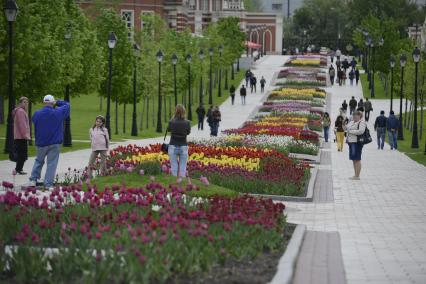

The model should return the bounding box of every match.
[43,94,55,103]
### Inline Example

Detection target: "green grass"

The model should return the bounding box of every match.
[360,73,387,99]
[396,110,426,167]
[86,172,239,198]
[0,70,246,161]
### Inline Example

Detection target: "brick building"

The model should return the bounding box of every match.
[76,0,283,54]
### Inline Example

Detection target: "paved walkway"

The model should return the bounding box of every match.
[288,70,426,284]
[0,55,289,186]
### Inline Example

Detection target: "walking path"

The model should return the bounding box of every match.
[288,72,426,284]
[0,55,288,186]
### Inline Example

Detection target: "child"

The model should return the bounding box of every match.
[88,115,109,178]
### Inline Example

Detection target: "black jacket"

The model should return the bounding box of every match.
[240,87,247,96]
[374,115,387,129]
[168,118,191,146]
[349,99,357,109]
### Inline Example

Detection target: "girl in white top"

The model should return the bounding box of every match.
[88,115,109,178]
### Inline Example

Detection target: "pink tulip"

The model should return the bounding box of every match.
[139,169,145,176]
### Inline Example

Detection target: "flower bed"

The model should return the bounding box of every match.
[0,183,286,283]
[284,55,327,67]
[268,88,326,101]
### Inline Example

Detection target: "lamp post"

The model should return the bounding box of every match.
[131,43,140,137]
[3,0,18,154]
[389,56,395,113]
[398,54,407,141]
[63,24,72,147]
[186,54,193,121]
[198,49,205,105]
[156,50,164,133]
[208,48,213,105]
[411,47,421,148]
[105,32,117,139]
[218,45,223,98]
[371,37,384,98]
[171,53,178,107]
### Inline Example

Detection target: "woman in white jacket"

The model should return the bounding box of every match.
[344,111,366,180]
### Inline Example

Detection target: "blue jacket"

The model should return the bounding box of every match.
[386,115,400,131]
[32,100,70,147]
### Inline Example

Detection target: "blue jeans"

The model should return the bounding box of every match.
[323,126,330,142]
[168,145,188,177]
[376,127,386,149]
[30,144,61,187]
[388,131,398,150]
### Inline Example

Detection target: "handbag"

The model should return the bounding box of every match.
[356,122,372,145]
[161,129,169,154]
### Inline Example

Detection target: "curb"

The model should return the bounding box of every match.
[248,166,318,202]
[269,224,307,284]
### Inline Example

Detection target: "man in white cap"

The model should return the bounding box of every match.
[28,94,70,190]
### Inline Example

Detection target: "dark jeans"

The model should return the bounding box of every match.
[365,111,371,122]
[231,94,235,105]
[323,126,330,142]
[250,84,256,93]
[197,116,204,130]
[330,76,334,85]
[350,107,355,115]
[14,139,28,172]
[245,78,249,87]
[261,84,265,93]
[388,130,398,150]
[376,127,386,149]
[210,121,219,136]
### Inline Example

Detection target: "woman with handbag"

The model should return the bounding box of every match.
[88,115,109,178]
[344,111,367,180]
[168,104,191,177]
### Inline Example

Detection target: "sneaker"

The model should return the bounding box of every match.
[17,171,27,175]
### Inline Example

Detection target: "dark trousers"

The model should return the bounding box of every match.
[245,78,249,87]
[365,111,371,122]
[350,107,355,115]
[261,84,265,93]
[14,139,28,172]
[251,84,256,93]
[231,94,235,105]
[197,116,204,130]
[210,122,219,136]
[330,76,335,85]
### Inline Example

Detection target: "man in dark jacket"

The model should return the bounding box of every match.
[196,104,206,130]
[240,85,247,105]
[229,85,236,105]
[250,76,257,93]
[245,70,252,87]
[29,95,70,189]
[374,110,387,150]
[387,110,400,150]
[260,76,266,93]
[349,96,357,115]
[206,105,213,128]
[355,68,360,85]
[364,98,373,122]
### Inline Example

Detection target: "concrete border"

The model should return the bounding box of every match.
[269,224,307,284]
[289,148,321,164]
[248,166,318,202]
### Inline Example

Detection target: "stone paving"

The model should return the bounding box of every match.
[288,71,426,284]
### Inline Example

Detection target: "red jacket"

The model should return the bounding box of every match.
[13,107,30,140]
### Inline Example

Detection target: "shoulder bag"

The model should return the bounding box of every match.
[356,122,372,145]
[161,129,169,154]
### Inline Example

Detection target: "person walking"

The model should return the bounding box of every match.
[344,111,367,180]
[211,106,221,136]
[355,68,360,85]
[206,105,213,130]
[349,96,357,115]
[342,69,347,85]
[358,98,364,111]
[350,58,357,69]
[349,69,355,86]
[374,110,387,150]
[12,97,30,175]
[245,70,252,87]
[364,98,373,122]
[387,110,400,150]
[329,66,336,86]
[28,95,70,189]
[87,115,109,178]
[240,85,247,105]
[322,112,331,143]
[342,100,348,113]
[250,76,257,93]
[168,104,191,177]
[337,68,343,86]
[229,85,236,105]
[260,76,266,93]
[196,104,206,130]
[334,110,347,151]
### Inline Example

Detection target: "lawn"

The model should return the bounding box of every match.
[360,73,387,99]
[396,110,426,167]
[0,70,246,161]
[86,172,239,198]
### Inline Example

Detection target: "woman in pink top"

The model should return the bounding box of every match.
[88,115,109,177]
[12,97,30,174]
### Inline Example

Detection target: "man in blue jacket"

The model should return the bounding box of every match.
[386,110,400,150]
[28,95,70,189]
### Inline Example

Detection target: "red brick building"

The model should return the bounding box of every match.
[76,0,283,54]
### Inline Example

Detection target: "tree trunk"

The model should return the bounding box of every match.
[0,95,4,124]
[152,96,155,128]
[123,103,126,134]
[146,97,149,129]
[404,96,408,128]
[115,96,118,135]
[163,95,167,122]
[100,96,103,112]
[140,96,144,131]
[225,68,229,90]
[420,74,425,140]
[168,96,172,118]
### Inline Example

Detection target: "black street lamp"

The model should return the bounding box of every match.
[186,54,193,121]
[371,37,384,98]
[3,0,18,154]
[389,56,395,113]
[63,24,72,147]
[398,54,407,141]
[156,50,164,133]
[105,32,117,139]
[172,53,178,107]
[411,47,421,149]
[198,50,205,105]
[218,45,223,98]
[131,43,140,137]
[208,47,213,105]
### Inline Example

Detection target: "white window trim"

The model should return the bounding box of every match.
[141,10,154,29]
[121,9,134,40]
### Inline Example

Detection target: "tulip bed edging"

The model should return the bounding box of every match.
[269,224,307,284]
